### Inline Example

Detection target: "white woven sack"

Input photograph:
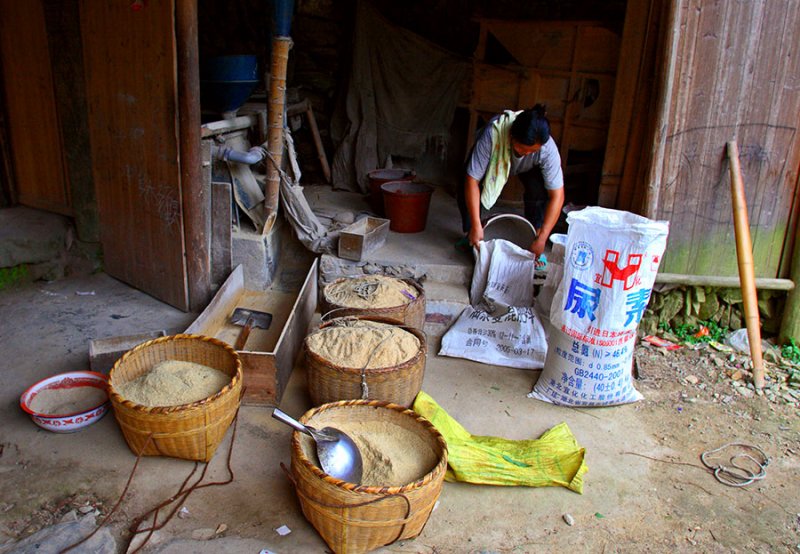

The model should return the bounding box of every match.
[529,207,669,406]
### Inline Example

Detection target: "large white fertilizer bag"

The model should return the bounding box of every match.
[529,207,669,406]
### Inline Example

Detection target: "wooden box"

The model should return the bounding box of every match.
[89,330,166,373]
[185,260,318,406]
[338,217,390,261]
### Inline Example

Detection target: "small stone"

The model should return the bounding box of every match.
[731,370,743,381]
[722,395,733,404]
[563,513,575,526]
[78,505,94,514]
[191,528,216,541]
[686,375,700,385]
[127,530,164,553]
[215,523,227,535]
[739,387,754,398]
[178,507,190,519]
[712,356,725,367]
[59,509,79,523]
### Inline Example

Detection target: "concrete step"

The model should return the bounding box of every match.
[0,207,71,267]
[422,279,470,338]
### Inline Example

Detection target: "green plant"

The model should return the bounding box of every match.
[781,338,800,365]
[0,265,29,291]
[658,319,729,344]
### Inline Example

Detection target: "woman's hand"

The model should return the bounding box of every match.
[469,224,484,249]
[529,233,547,257]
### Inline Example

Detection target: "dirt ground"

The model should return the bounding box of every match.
[0,274,799,553]
[577,344,800,553]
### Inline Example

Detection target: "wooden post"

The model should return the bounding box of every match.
[727,141,765,390]
[305,102,331,183]
[779,222,800,344]
[263,36,292,235]
[176,0,211,310]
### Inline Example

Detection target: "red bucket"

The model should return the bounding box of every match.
[381,181,434,233]
[367,168,416,215]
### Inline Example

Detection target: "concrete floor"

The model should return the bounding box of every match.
[0,188,751,553]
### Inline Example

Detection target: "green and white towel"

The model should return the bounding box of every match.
[480,109,521,210]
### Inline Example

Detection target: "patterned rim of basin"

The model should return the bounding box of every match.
[20,371,110,433]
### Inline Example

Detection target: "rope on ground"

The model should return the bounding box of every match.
[623,441,770,489]
[59,434,154,554]
[700,442,769,487]
[59,412,240,554]
[125,411,241,553]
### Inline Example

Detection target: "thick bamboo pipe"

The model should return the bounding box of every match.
[727,141,765,389]
[263,36,292,235]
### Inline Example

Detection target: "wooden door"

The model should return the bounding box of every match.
[80,0,189,309]
[0,0,71,215]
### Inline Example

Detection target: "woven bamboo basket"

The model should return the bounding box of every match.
[108,334,242,462]
[320,277,426,330]
[305,316,426,408]
[289,400,448,554]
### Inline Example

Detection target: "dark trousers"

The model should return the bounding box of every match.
[457,166,547,233]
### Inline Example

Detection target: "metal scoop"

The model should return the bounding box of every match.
[272,408,363,483]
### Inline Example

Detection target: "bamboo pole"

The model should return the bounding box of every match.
[727,141,765,389]
[262,36,292,236]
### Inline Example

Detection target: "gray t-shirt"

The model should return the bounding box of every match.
[466,120,564,190]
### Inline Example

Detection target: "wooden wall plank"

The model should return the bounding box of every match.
[0,0,70,215]
[654,0,800,279]
[80,0,188,310]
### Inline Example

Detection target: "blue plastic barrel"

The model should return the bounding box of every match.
[200,55,259,114]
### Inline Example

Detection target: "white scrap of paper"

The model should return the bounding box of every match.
[259,550,278,554]
[75,291,96,296]
[275,525,291,536]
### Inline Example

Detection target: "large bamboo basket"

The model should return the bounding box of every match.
[320,277,426,330]
[108,334,242,462]
[305,316,426,408]
[290,400,447,554]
